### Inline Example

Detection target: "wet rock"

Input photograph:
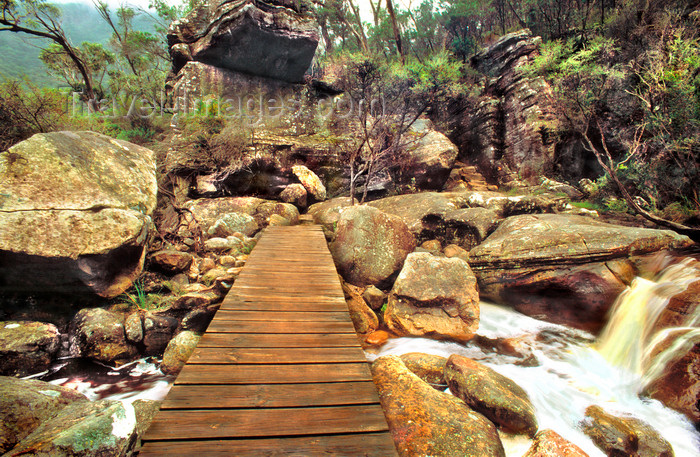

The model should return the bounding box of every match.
[161,331,201,376]
[142,313,178,356]
[292,165,326,201]
[582,405,674,457]
[469,214,692,332]
[123,312,143,344]
[643,329,700,425]
[330,205,416,287]
[365,330,391,346]
[70,309,137,364]
[0,131,157,298]
[280,183,308,207]
[168,0,319,83]
[0,321,60,376]
[5,399,138,457]
[445,354,538,436]
[342,283,379,336]
[400,352,447,388]
[522,429,589,457]
[653,280,700,333]
[148,250,194,275]
[0,376,87,453]
[385,253,479,342]
[371,355,505,457]
[132,399,161,438]
[362,286,386,310]
[401,119,458,191]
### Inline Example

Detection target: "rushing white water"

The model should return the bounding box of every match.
[369,295,700,456]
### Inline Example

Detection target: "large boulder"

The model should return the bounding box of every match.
[385,253,479,342]
[371,355,505,457]
[168,0,319,83]
[330,205,416,287]
[0,131,157,298]
[581,405,674,457]
[469,214,693,332]
[5,400,139,457]
[445,355,538,436]
[69,308,138,364]
[399,352,448,389]
[400,119,458,190]
[161,330,201,375]
[0,321,60,376]
[292,164,326,201]
[0,376,88,453]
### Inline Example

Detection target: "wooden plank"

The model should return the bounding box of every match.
[138,433,398,457]
[187,347,368,364]
[175,362,372,384]
[205,319,356,334]
[213,310,352,322]
[160,382,380,409]
[197,333,362,348]
[220,301,349,312]
[142,405,390,440]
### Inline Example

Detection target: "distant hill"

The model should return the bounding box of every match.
[0,2,159,87]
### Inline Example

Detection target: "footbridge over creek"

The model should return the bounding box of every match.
[138,223,398,456]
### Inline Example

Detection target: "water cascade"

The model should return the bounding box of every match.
[370,255,700,457]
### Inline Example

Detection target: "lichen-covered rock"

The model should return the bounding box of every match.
[4,400,139,457]
[469,214,692,332]
[522,429,589,457]
[385,253,479,342]
[207,212,259,238]
[123,312,143,344]
[172,291,221,310]
[371,355,505,457]
[70,309,137,364]
[445,354,538,436]
[168,0,319,83]
[582,405,674,457]
[0,321,60,376]
[280,183,308,207]
[149,250,194,274]
[0,131,157,298]
[400,352,448,389]
[0,376,87,453]
[330,205,416,287]
[161,331,201,375]
[292,165,326,201]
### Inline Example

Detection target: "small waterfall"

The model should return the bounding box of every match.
[596,257,700,381]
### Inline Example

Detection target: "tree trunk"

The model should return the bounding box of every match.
[386,0,404,61]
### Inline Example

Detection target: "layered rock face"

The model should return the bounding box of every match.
[168,0,319,99]
[450,29,560,183]
[0,131,157,298]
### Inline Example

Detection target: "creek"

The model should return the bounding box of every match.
[368,255,700,457]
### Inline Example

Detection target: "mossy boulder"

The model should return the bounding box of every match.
[69,308,138,364]
[0,131,157,298]
[0,321,60,376]
[161,330,201,375]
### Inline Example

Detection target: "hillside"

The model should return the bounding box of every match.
[0,2,157,87]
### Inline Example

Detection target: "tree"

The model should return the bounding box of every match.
[40,42,114,97]
[0,0,97,104]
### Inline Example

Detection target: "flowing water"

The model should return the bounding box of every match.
[369,256,700,457]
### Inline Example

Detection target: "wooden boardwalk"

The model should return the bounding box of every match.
[138,224,397,456]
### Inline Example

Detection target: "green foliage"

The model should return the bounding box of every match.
[119,279,149,310]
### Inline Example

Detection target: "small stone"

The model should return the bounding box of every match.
[142,313,178,355]
[186,261,200,282]
[149,250,194,274]
[199,258,216,274]
[342,283,379,335]
[181,306,218,333]
[218,255,237,268]
[362,286,386,310]
[204,236,243,252]
[444,244,469,261]
[523,429,589,457]
[268,214,291,226]
[207,212,259,238]
[124,312,143,344]
[280,183,308,207]
[364,330,390,346]
[172,291,220,310]
[421,239,442,252]
[201,268,229,285]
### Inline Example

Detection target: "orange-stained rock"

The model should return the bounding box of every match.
[342,282,379,335]
[400,352,448,388]
[522,429,589,457]
[371,355,505,457]
[445,354,538,436]
[364,330,391,346]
